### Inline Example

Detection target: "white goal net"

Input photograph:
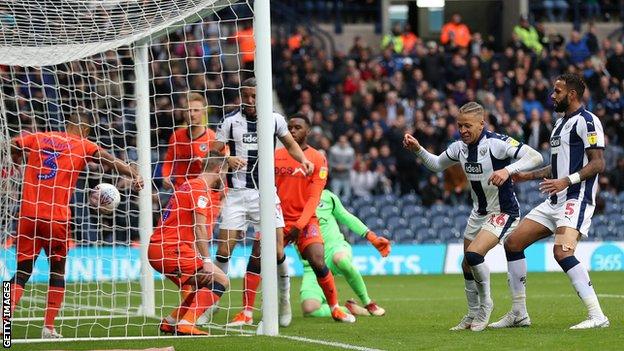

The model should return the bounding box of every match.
[0,0,269,341]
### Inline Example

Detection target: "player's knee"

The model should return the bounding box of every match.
[464,251,484,267]
[213,274,230,291]
[335,256,352,273]
[301,300,321,315]
[504,237,523,253]
[461,258,471,273]
[553,245,573,262]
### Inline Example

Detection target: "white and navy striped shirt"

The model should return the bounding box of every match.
[216,109,289,189]
[445,130,525,217]
[548,106,605,205]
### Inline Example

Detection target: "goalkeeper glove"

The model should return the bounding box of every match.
[366,230,391,257]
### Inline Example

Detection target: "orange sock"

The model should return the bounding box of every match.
[182,288,223,323]
[170,290,196,322]
[44,286,65,329]
[180,284,193,302]
[243,273,261,312]
[317,271,338,307]
[10,282,24,314]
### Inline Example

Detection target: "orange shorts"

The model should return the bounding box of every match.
[16,217,70,263]
[284,217,324,253]
[148,242,202,287]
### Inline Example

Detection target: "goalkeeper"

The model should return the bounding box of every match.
[300,189,390,317]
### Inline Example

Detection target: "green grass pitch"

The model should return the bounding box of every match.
[8,271,623,350]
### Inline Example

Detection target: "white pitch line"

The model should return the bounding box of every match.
[277,334,384,351]
[13,315,130,322]
[21,296,139,315]
[597,294,624,298]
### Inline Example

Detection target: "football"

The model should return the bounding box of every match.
[90,183,121,213]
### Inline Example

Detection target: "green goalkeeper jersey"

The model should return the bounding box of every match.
[316,189,369,246]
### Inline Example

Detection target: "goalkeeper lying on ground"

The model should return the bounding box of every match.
[299,189,391,317]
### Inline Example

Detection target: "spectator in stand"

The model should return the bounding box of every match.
[603,87,623,118]
[606,42,624,83]
[440,13,471,48]
[543,0,569,21]
[584,23,599,55]
[329,135,355,199]
[523,108,551,150]
[608,158,624,192]
[421,174,444,207]
[402,23,419,55]
[513,16,543,54]
[232,20,255,76]
[522,90,545,117]
[566,30,591,65]
[585,0,601,21]
[381,23,404,54]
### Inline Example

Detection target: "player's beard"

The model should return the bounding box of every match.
[553,95,569,113]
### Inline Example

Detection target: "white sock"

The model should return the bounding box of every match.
[277,259,290,294]
[507,258,527,316]
[471,263,491,305]
[566,264,604,319]
[464,279,480,317]
[215,258,229,275]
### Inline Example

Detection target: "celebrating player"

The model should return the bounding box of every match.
[9,112,143,339]
[211,78,313,327]
[300,189,390,318]
[403,102,543,331]
[149,152,228,335]
[492,74,609,329]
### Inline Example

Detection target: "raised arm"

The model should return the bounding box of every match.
[403,134,457,172]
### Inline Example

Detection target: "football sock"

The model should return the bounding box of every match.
[277,254,290,294]
[306,304,349,318]
[44,285,65,329]
[557,255,604,319]
[465,252,491,304]
[505,250,527,315]
[243,258,262,315]
[314,266,338,307]
[463,271,479,317]
[182,283,225,324]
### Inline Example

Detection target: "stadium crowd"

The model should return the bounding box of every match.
[2,9,624,244]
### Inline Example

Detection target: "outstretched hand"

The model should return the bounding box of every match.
[366,231,391,257]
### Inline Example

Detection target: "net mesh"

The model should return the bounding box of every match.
[0,0,262,340]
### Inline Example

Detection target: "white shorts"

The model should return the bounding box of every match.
[463,211,519,243]
[219,188,285,232]
[525,199,594,237]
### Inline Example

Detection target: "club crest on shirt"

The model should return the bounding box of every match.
[479,147,487,156]
[319,166,328,179]
[197,195,209,209]
[199,143,208,152]
[587,132,598,145]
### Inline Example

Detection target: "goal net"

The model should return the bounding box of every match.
[0,0,268,341]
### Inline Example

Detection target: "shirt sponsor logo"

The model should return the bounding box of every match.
[464,162,483,174]
[550,136,561,147]
[242,133,257,144]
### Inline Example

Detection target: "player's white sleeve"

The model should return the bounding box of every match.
[274,113,289,138]
[578,113,605,149]
[216,116,232,143]
[504,145,543,175]
[415,143,458,172]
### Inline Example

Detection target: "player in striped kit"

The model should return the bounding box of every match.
[493,74,609,330]
[211,78,313,327]
[403,102,543,331]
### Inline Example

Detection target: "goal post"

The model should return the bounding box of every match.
[0,0,280,341]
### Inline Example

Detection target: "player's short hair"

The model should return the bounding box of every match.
[241,77,256,89]
[288,112,311,126]
[187,92,207,106]
[556,73,586,98]
[459,101,485,118]
[203,151,227,173]
[65,110,92,128]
